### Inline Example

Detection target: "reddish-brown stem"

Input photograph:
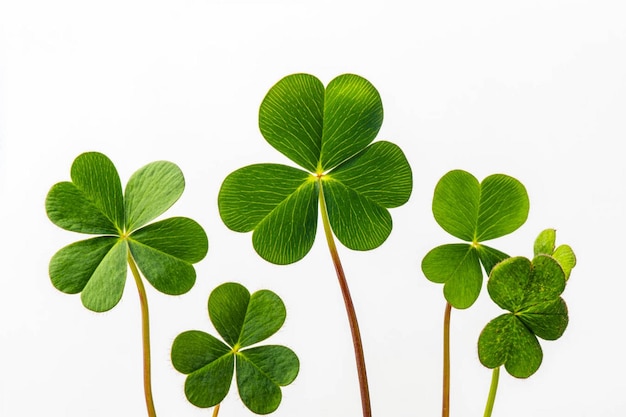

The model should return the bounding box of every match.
[318,178,372,417]
[442,302,452,417]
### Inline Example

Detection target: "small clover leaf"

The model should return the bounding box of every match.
[478,255,569,378]
[46,152,208,312]
[534,228,577,280]
[422,170,529,308]
[218,73,412,264]
[171,282,299,415]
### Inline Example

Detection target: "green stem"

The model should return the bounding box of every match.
[442,302,452,417]
[483,367,500,417]
[128,252,157,417]
[318,178,372,417]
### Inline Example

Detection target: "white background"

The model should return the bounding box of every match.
[1,1,625,416]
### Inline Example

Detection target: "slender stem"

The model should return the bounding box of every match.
[212,404,221,417]
[483,367,500,417]
[318,178,372,417]
[442,302,452,417]
[128,252,157,417]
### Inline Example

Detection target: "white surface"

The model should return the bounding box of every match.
[1,1,625,416]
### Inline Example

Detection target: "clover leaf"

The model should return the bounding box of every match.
[171,282,299,415]
[477,255,569,378]
[218,73,412,265]
[46,152,208,312]
[421,170,529,308]
[533,228,577,280]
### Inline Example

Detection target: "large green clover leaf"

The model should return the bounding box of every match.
[421,170,529,308]
[171,282,299,415]
[46,152,208,312]
[218,73,412,265]
[478,255,569,378]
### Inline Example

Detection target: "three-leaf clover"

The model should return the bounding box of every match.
[477,254,570,378]
[171,282,299,415]
[421,170,529,308]
[218,73,412,264]
[46,152,208,312]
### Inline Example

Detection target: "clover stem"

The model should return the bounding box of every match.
[128,252,157,417]
[442,302,452,417]
[212,404,221,417]
[483,367,500,417]
[318,179,372,417]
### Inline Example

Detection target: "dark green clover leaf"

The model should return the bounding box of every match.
[533,228,577,280]
[46,152,208,312]
[171,282,299,415]
[478,255,569,378]
[421,170,529,309]
[218,73,412,265]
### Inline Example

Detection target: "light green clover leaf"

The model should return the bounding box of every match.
[422,170,529,308]
[533,228,577,280]
[478,255,569,378]
[46,152,208,312]
[171,282,299,415]
[218,73,412,265]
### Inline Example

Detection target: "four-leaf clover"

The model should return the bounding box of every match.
[478,254,569,378]
[46,152,208,312]
[218,73,412,265]
[422,170,529,308]
[171,282,299,414]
